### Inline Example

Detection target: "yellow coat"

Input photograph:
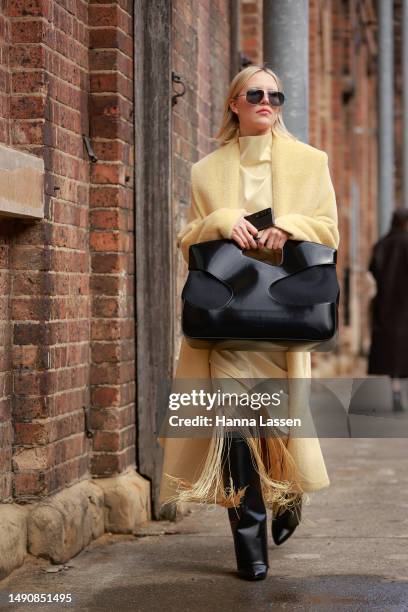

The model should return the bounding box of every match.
[158,129,340,513]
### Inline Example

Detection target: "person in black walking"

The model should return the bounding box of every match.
[367,208,408,412]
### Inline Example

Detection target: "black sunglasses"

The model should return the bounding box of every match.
[235,88,285,107]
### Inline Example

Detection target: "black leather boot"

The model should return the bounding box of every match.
[222,432,269,581]
[271,494,302,546]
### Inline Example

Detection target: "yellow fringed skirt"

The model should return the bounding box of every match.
[161,347,311,516]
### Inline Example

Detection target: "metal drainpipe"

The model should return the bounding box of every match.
[378,0,394,236]
[263,0,309,143]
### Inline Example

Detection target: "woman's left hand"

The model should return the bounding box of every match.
[257,226,291,250]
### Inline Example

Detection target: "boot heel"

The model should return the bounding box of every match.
[272,494,302,546]
[223,433,269,581]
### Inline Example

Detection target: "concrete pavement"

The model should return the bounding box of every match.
[0,437,407,611]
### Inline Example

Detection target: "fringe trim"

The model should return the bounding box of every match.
[160,427,311,516]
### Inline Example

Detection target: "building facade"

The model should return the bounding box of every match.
[0,0,397,580]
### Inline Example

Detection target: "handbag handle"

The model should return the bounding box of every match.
[188,239,336,287]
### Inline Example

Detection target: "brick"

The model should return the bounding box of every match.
[13,370,55,396]
[90,362,130,385]
[5,0,52,18]
[90,231,120,252]
[12,297,50,321]
[11,19,46,43]
[14,422,50,445]
[91,253,125,274]
[89,186,122,208]
[89,28,132,56]
[89,209,120,230]
[13,396,49,421]
[12,344,49,370]
[11,120,44,145]
[11,95,46,119]
[13,322,48,345]
[91,164,124,185]
[92,430,120,452]
[90,447,134,476]
[91,386,120,408]
[0,399,11,424]
[12,70,47,94]
[12,447,48,471]
[91,341,121,363]
[90,452,121,475]
[11,247,51,272]
[89,4,120,28]
[90,275,120,295]
[91,319,120,341]
[13,471,47,498]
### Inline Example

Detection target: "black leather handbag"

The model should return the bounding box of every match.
[181,233,340,352]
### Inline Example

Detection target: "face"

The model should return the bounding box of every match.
[229,72,281,137]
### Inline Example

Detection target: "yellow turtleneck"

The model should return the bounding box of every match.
[238,129,273,213]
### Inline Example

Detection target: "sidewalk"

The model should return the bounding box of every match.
[0,437,407,611]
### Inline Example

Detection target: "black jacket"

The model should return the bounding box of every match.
[368,228,408,377]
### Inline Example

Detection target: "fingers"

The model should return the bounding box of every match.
[231,219,291,251]
[234,226,258,249]
[243,219,259,237]
[231,216,259,249]
[243,221,259,249]
[258,227,289,250]
[258,228,273,249]
[231,226,247,249]
[265,232,284,250]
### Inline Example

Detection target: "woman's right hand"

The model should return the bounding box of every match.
[231,214,259,249]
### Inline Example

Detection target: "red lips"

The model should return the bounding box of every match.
[256,109,271,114]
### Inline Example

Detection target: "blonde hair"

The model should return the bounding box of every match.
[211,64,297,146]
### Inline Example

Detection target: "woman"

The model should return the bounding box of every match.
[158,65,340,581]
[367,208,408,412]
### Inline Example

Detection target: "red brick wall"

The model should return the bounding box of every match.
[241,0,262,65]
[88,0,135,477]
[0,0,91,501]
[0,229,12,501]
[0,9,10,145]
[325,0,378,366]
[0,0,135,504]
[0,5,11,501]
